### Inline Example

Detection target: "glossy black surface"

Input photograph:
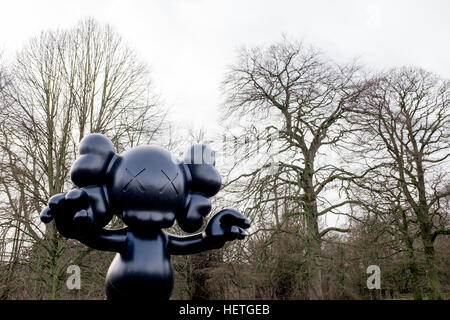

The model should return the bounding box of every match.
[40,133,250,300]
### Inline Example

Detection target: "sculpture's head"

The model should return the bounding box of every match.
[70,133,221,233]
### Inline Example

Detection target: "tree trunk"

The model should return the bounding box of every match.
[302,159,324,300]
[422,236,442,300]
[405,242,422,300]
[304,207,323,300]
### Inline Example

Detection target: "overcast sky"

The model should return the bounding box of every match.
[1,0,449,134]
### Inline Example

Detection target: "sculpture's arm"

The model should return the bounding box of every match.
[40,186,127,252]
[167,209,250,255]
[78,227,128,253]
[167,232,221,255]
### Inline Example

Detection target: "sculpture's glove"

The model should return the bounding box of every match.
[204,209,250,248]
[40,189,96,239]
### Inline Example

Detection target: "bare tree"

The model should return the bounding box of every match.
[221,38,366,299]
[351,67,450,299]
[0,18,164,299]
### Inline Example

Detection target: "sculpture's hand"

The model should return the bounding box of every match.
[204,209,250,247]
[40,189,95,239]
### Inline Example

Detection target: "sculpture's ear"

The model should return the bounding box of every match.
[183,144,221,197]
[175,144,221,233]
[70,133,116,187]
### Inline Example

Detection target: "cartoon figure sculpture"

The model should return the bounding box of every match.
[40,133,250,300]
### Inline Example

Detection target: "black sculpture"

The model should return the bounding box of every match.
[40,133,250,300]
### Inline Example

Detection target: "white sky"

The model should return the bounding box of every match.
[1,0,449,135]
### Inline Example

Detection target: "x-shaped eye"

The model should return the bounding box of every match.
[160,170,179,196]
[122,168,146,193]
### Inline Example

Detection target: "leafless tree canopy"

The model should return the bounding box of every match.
[348,67,450,299]
[0,18,165,299]
[221,38,370,299]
